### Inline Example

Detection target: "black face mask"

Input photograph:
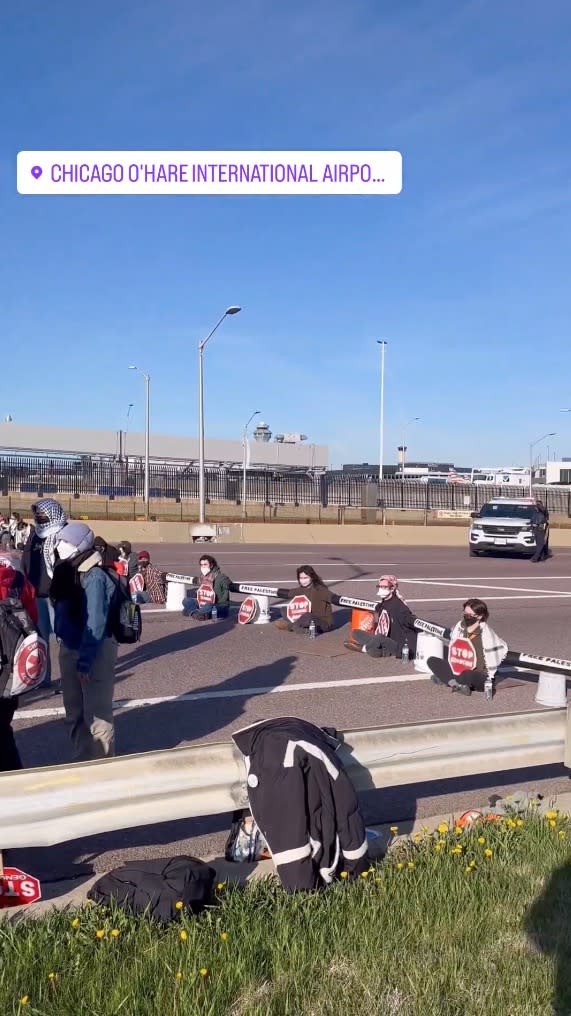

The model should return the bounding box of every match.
[463,614,479,627]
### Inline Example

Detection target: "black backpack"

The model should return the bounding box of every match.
[87,856,215,923]
[104,568,142,645]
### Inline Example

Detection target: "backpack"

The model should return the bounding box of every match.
[87,856,215,923]
[0,584,48,698]
[104,568,142,645]
[225,809,271,863]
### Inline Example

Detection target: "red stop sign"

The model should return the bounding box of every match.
[238,596,258,625]
[197,583,216,607]
[449,637,477,677]
[0,868,41,908]
[286,594,311,623]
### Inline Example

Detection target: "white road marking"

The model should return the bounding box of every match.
[402,579,571,596]
[14,672,430,720]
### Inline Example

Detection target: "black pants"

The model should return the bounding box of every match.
[530,528,548,562]
[351,630,400,658]
[280,607,330,634]
[0,697,22,772]
[429,657,487,692]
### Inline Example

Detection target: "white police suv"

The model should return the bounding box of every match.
[469,498,549,558]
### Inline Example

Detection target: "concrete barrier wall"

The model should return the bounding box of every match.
[74,521,571,547]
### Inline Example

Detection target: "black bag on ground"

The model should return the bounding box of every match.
[104,568,142,645]
[87,856,215,923]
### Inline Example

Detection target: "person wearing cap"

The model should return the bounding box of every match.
[135,551,167,605]
[49,522,119,761]
[344,574,418,659]
[21,498,68,691]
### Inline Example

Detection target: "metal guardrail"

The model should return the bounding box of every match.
[0,710,567,851]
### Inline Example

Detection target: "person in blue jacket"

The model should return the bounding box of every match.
[50,522,118,761]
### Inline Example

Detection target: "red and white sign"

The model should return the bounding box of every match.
[129,573,144,595]
[0,868,41,908]
[114,560,128,577]
[238,596,258,625]
[11,635,48,694]
[286,594,311,623]
[448,637,477,676]
[375,609,390,638]
[197,582,216,607]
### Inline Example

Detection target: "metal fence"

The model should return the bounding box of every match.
[1,454,570,513]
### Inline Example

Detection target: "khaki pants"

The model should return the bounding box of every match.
[59,638,118,762]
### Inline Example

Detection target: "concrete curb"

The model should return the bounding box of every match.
[4,792,569,922]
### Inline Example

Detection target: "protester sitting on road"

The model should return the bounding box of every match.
[117,540,139,580]
[0,552,38,772]
[429,598,508,697]
[134,550,167,604]
[50,523,119,761]
[182,554,231,620]
[22,497,68,692]
[344,574,417,658]
[94,536,120,568]
[274,565,333,635]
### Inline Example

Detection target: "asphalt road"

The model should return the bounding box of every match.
[8,542,571,888]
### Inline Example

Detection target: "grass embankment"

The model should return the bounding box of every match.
[2,810,571,1016]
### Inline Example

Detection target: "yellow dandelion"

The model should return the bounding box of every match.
[396,862,404,870]
[530,798,538,806]
[407,861,415,870]
[437,839,446,846]
[180,930,188,942]
[71,917,80,929]
[199,968,208,978]
[516,819,524,827]
[434,844,442,853]
[96,929,105,939]
[550,820,557,829]
[216,882,226,891]
[484,848,493,858]
[48,972,57,981]
[477,836,486,845]
[413,833,421,842]
[454,826,463,835]
[220,932,229,942]
[451,846,463,855]
[545,810,558,820]
[559,830,567,839]
[110,929,120,939]
[175,901,184,910]
[340,871,348,879]
[176,971,183,981]
[375,877,382,884]
[437,823,448,835]
[506,819,516,829]
[19,997,29,1006]
[360,870,369,878]
[390,825,398,834]
[465,866,473,873]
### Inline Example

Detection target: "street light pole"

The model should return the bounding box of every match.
[129,367,151,515]
[242,410,261,521]
[529,431,555,497]
[198,306,241,524]
[377,340,387,495]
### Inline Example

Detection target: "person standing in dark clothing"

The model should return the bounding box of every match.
[0,554,39,771]
[21,498,67,691]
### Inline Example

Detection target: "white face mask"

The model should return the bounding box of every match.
[57,540,78,561]
[299,576,312,588]
[200,565,210,576]
[377,588,391,600]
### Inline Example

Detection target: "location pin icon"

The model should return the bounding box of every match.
[31,166,43,179]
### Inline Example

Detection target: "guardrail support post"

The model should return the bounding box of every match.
[166,579,187,612]
[253,595,271,624]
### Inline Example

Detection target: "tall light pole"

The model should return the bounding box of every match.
[529,432,555,496]
[242,410,261,521]
[377,340,387,495]
[124,402,134,461]
[400,417,420,481]
[129,367,151,515]
[198,306,241,524]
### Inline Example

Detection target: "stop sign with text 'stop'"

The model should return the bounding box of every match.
[286,594,311,623]
[238,596,258,625]
[197,583,216,607]
[448,637,477,677]
[0,868,41,908]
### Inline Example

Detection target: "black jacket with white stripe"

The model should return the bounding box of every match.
[232,717,369,891]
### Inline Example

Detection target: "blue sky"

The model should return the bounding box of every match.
[2,0,571,468]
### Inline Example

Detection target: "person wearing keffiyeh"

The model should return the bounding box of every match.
[344,574,418,659]
[21,498,67,690]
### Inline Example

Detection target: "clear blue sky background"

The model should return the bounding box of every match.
[2,0,571,468]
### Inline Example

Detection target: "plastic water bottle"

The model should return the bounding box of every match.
[309,620,317,639]
[211,605,218,622]
[484,678,493,701]
[401,641,410,665]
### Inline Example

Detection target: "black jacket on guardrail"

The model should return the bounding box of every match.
[232,717,369,891]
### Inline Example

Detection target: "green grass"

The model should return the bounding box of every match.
[2,810,571,1016]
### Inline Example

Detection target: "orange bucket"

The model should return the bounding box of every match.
[351,607,375,633]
